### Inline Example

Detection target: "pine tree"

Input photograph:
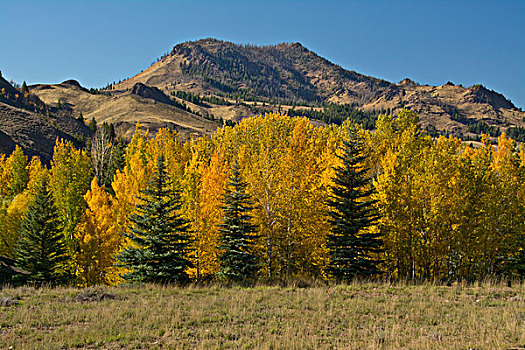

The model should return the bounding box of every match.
[218,161,259,281]
[115,155,192,284]
[88,117,97,133]
[327,127,382,281]
[14,180,68,285]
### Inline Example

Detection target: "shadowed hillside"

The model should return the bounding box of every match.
[0,73,92,162]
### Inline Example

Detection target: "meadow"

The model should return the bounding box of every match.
[1,280,523,349]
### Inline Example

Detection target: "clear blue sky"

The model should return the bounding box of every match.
[1,0,523,107]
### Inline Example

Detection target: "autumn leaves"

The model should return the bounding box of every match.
[1,110,524,285]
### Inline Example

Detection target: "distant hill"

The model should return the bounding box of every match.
[30,80,219,139]
[115,38,393,105]
[17,38,525,146]
[0,73,92,163]
[110,38,525,140]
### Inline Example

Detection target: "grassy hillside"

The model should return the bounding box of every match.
[30,80,218,139]
[21,39,525,142]
[110,38,525,140]
[1,281,524,349]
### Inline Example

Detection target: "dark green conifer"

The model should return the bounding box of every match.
[327,127,382,281]
[15,180,68,285]
[218,161,259,281]
[115,155,192,283]
[88,117,97,133]
[105,137,127,194]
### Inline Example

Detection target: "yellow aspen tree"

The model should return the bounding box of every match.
[489,134,523,275]
[277,118,334,277]
[111,127,153,245]
[0,193,32,256]
[26,157,49,194]
[5,145,29,196]
[509,143,525,276]
[0,156,49,258]
[0,154,9,196]
[371,110,431,279]
[75,178,122,286]
[240,114,292,278]
[194,147,228,279]
[466,135,497,278]
[180,140,205,279]
[49,139,92,253]
[148,128,190,185]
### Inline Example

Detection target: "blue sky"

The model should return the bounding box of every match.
[1,0,523,107]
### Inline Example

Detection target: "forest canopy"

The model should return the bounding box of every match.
[1,110,524,285]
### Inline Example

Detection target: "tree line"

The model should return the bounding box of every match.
[1,110,524,286]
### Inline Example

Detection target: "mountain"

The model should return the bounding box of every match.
[115,38,393,105]
[0,73,92,163]
[29,80,219,139]
[22,38,525,145]
[110,38,524,139]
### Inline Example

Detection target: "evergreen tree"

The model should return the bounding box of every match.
[105,137,127,194]
[14,180,68,285]
[88,117,97,133]
[115,155,192,283]
[21,81,28,93]
[218,161,259,281]
[327,127,382,281]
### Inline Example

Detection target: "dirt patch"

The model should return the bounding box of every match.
[0,296,20,307]
[75,287,120,302]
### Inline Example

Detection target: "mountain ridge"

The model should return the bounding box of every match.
[2,38,523,158]
[108,38,523,139]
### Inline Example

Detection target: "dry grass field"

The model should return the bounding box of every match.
[0,281,524,349]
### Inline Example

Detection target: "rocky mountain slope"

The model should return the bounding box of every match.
[4,38,523,160]
[0,73,92,162]
[111,38,524,139]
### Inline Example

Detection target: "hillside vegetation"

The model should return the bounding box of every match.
[29,80,218,139]
[1,112,525,287]
[16,38,524,143]
[110,38,524,139]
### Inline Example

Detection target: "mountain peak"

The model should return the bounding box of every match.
[104,39,524,139]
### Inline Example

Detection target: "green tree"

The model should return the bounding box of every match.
[49,139,91,252]
[218,161,259,281]
[115,155,192,283]
[88,117,97,133]
[14,181,68,284]
[327,126,382,281]
[21,81,28,93]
